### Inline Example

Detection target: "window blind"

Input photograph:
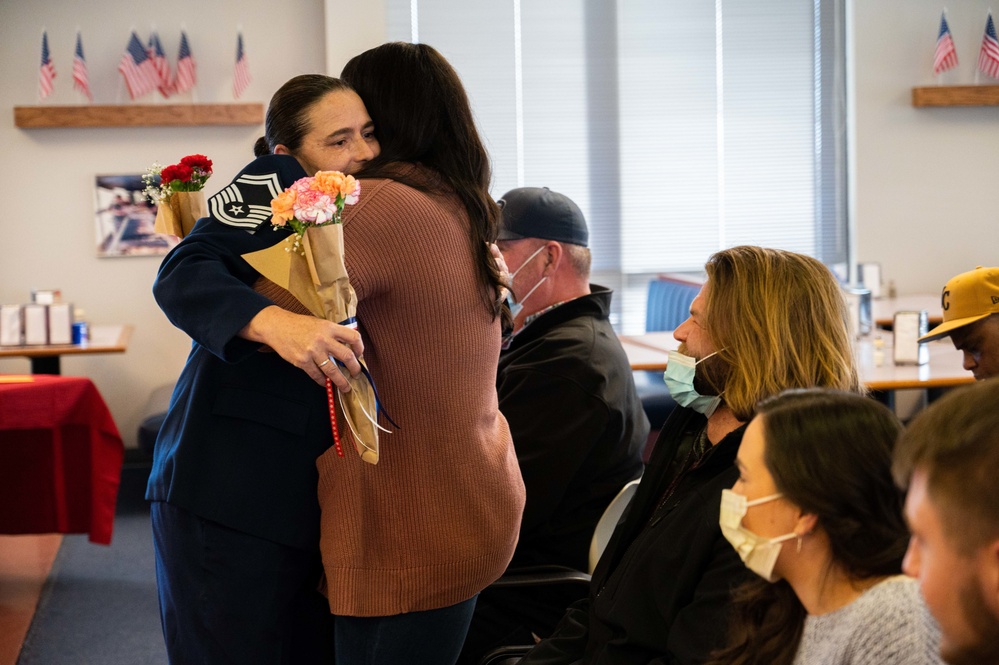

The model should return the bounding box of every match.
[385,0,847,332]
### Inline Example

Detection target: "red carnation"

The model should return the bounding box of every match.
[160,163,194,185]
[180,154,213,173]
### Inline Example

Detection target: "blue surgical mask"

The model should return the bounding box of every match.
[506,245,548,318]
[663,349,723,417]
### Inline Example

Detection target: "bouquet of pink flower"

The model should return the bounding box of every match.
[242,171,388,464]
[144,154,214,238]
[270,171,360,248]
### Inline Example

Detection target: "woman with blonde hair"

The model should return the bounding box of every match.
[522,245,861,664]
[697,244,862,420]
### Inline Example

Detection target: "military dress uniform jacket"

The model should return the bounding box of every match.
[145,155,333,551]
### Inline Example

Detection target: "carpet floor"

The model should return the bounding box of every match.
[17,463,167,665]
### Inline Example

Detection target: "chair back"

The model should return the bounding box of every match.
[645,277,702,332]
[588,478,641,573]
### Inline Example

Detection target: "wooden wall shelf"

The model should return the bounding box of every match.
[911,85,999,107]
[13,103,264,128]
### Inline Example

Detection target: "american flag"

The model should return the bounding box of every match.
[934,13,959,75]
[147,31,173,97]
[39,31,56,99]
[978,12,999,79]
[118,31,158,100]
[233,32,252,98]
[174,31,196,94]
[72,32,92,101]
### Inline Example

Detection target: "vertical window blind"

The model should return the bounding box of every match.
[385,0,847,333]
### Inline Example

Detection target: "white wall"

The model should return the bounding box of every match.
[324,0,387,75]
[0,0,329,447]
[852,0,999,296]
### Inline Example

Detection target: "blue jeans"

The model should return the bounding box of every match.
[335,595,478,665]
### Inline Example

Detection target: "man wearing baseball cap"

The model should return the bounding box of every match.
[458,187,648,663]
[919,266,999,380]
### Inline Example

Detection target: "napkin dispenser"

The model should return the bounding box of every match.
[0,305,22,346]
[843,287,873,338]
[893,310,929,366]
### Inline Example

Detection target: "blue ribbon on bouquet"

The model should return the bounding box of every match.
[330,316,400,431]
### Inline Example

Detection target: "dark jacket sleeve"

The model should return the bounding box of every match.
[662,500,754,663]
[153,218,291,362]
[520,598,590,664]
[498,367,610,534]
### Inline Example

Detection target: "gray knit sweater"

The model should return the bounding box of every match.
[793,576,943,665]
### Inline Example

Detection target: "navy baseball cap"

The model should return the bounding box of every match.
[497,187,589,247]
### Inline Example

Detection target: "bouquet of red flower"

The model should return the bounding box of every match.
[242,171,389,464]
[144,154,213,238]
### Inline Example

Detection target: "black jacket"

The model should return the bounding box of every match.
[522,406,754,664]
[499,287,648,572]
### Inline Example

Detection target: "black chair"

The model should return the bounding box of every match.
[137,383,175,456]
[475,480,641,665]
[479,646,529,665]
[632,370,676,430]
[632,370,676,462]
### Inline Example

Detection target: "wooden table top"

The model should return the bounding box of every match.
[872,294,942,327]
[0,324,133,359]
[620,330,972,391]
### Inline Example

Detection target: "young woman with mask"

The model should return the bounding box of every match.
[707,389,942,665]
[302,42,525,665]
[148,74,378,664]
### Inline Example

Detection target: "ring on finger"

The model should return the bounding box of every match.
[317,359,331,367]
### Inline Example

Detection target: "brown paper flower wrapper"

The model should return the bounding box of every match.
[154,190,208,239]
[242,224,382,464]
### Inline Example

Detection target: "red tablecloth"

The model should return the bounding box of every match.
[0,375,124,544]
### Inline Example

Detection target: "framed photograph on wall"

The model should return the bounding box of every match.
[94,174,179,258]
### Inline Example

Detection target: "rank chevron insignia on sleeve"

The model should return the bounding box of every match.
[209,171,284,231]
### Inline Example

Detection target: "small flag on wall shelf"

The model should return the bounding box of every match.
[233,32,252,98]
[934,12,959,74]
[978,12,999,79]
[72,31,93,101]
[39,31,56,99]
[148,31,173,97]
[174,31,197,94]
[118,31,158,100]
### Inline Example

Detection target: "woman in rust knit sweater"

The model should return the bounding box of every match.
[317,43,526,662]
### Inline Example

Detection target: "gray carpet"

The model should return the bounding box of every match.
[18,462,167,665]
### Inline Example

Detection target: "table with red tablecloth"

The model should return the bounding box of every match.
[0,375,124,544]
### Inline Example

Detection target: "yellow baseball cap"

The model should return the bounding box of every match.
[919,266,999,342]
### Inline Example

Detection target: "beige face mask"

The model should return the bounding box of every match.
[719,488,797,582]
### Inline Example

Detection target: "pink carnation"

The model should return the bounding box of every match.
[293,188,337,224]
[343,180,361,206]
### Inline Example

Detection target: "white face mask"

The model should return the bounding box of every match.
[719,488,797,582]
[505,244,548,318]
[663,349,723,417]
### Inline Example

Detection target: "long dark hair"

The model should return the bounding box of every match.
[706,389,908,665]
[253,74,352,157]
[340,42,506,320]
